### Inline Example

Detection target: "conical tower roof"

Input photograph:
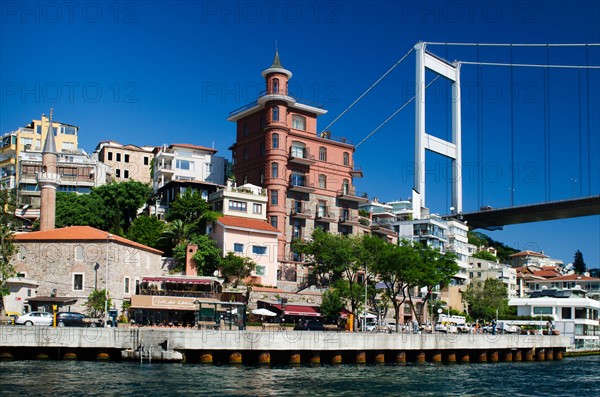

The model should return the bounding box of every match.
[42,108,57,154]
[262,50,292,79]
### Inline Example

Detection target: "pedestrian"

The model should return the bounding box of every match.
[491,319,497,335]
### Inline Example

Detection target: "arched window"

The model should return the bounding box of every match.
[342,179,350,194]
[292,114,306,130]
[291,142,306,159]
[271,162,279,178]
[343,152,349,166]
[319,147,327,162]
[272,133,279,149]
[319,174,327,189]
[272,106,279,122]
[259,169,264,184]
[272,78,279,94]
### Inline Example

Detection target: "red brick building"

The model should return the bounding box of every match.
[228,51,367,287]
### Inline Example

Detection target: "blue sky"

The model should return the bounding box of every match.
[1,1,599,268]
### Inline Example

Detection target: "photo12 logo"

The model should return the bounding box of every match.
[1,1,140,24]
[1,81,140,104]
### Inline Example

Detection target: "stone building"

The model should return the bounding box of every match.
[11,226,164,314]
[94,140,154,184]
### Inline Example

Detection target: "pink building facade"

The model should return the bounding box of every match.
[228,52,367,287]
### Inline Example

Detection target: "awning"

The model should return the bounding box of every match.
[269,303,321,317]
[142,276,216,285]
[26,296,78,305]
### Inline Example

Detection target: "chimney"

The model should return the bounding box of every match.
[185,244,198,276]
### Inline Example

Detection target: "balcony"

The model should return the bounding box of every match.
[337,186,369,204]
[315,207,336,223]
[350,166,363,178]
[36,171,61,187]
[288,148,316,166]
[290,202,313,219]
[371,220,397,236]
[339,212,360,225]
[288,177,315,193]
[156,164,174,174]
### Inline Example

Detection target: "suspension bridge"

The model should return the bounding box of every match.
[329,41,600,230]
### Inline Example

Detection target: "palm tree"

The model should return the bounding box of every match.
[160,219,195,247]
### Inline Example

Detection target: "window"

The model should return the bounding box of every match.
[317,202,327,217]
[252,246,267,255]
[75,246,84,261]
[116,153,121,162]
[124,277,130,294]
[124,154,130,163]
[319,147,327,161]
[124,170,129,179]
[342,179,349,194]
[205,163,213,173]
[291,172,307,187]
[229,200,247,212]
[272,133,279,149]
[62,142,74,150]
[107,152,113,161]
[255,265,266,276]
[176,159,194,170]
[270,190,278,205]
[292,114,306,130]
[234,243,244,253]
[272,78,279,94]
[259,141,265,156]
[259,170,264,184]
[293,220,301,239]
[243,122,248,136]
[21,137,33,147]
[343,152,349,166]
[243,148,248,161]
[253,203,262,214]
[260,114,266,129]
[272,106,279,122]
[533,307,553,315]
[562,307,572,319]
[271,162,278,178]
[73,274,83,291]
[291,142,305,158]
[319,174,327,189]
[144,157,149,165]
[270,216,278,228]
[115,169,121,178]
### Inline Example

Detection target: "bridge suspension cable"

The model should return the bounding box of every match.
[425,42,600,47]
[355,76,441,148]
[459,61,600,69]
[320,47,414,133]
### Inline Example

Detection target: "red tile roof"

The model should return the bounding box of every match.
[546,274,600,281]
[510,250,549,258]
[170,143,218,153]
[217,215,280,233]
[531,270,561,278]
[14,226,163,255]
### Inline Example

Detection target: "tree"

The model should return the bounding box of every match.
[320,288,344,324]
[462,278,509,321]
[172,234,222,276]
[161,219,195,247]
[0,187,18,305]
[472,251,497,262]
[374,240,421,330]
[56,192,109,230]
[573,250,586,274]
[166,190,219,233]
[84,289,112,318]
[93,181,152,233]
[126,215,166,249]
[407,244,458,323]
[220,252,256,286]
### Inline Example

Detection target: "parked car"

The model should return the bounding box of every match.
[15,311,53,326]
[294,320,325,331]
[482,322,521,334]
[56,312,103,327]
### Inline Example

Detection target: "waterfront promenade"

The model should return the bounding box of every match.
[0,326,570,364]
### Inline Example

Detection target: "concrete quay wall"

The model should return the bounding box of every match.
[0,326,570,352]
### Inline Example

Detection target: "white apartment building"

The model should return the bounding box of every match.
[153,143,227,191]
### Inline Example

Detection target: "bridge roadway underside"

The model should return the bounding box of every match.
[458,195,600,230]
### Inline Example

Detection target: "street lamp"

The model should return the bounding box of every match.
[105,233,113,326]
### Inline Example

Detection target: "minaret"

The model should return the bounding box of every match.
[37,108,61,231]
